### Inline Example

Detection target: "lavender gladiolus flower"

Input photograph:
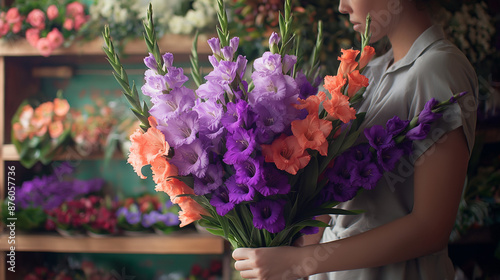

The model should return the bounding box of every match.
[207,37,221,55]
[141,71,168,100]
[196,81,225,101]
[170,139,209,178]
[159,111,199,148]
[253,52,283,76]
[418,98,442,124]
[386,116,409,136]
[406,123,431,140]
[210,187,235,216]
[205,60,238,89]
[282,54,297,74]
[149,87,195,122]
[164,66,189,89]
[144,53,157,70]
[193,98,224,140]
[269,32,280,53]
[194,162,224,195]
[250,199,286,233]
[162,52,174,69]
[227,175,256,204]
[364,125,395,150]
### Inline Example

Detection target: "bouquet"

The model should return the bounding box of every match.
[0,1,90,56]
[103,0,468,249]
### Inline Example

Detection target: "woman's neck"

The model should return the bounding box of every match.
[387,4,432,64]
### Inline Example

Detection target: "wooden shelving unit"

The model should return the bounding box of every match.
[0,232,224,255]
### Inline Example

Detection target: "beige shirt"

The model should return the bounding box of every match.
[311,25,478,280]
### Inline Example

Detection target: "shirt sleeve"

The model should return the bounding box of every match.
[405,43,478,163]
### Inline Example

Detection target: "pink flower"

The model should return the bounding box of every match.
[5,8,21,24]
[63,18,74,31]
[66,2,85,18]
[47,28,64,50]
[47,5,59,21]
[36,37,54,57]
[0,19,8,37]
[26,9,46,30]
[73,14,87,31]
[25,28,40,47]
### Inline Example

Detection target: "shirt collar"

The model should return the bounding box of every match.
[385,25,445,73]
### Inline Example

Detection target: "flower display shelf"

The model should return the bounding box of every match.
[0,232,224,254]
[0,34,212,57]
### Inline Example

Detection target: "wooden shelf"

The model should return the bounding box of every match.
[1,144,125,161]
[0,34,213,57]
[0,232,224,254]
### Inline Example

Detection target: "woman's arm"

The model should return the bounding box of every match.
[233,127,469,279]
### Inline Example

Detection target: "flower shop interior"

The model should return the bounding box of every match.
[0,0,499,279]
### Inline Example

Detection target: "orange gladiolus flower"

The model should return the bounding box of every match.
[127,117,170,179]
[323,92,357,123]
[337,49,360,77]
[177,197,209,227]
[155,177,194,204]
[358,46,375,69]
[347,70,369,98]
[291,114,333,156]
[54,98,70,117]
[261,134,311,175]
[293,91,326,115]
[323,75,346,95]
[151,156,179,184]
[48,120,64,138]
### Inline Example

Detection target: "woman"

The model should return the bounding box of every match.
[232,0,478,279]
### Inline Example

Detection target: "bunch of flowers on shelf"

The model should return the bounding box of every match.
[11,93,72,168]
[1,162,104,232]
[104,0,470,248]
[23,260,119,280]
[0,0,90,56]
[70,98,119,158]
[186,259,223,280]
[116,193,181,235]
[45,195,118,237]
[84,0,216,48]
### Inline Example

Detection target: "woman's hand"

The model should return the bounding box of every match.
[233,246,308,280]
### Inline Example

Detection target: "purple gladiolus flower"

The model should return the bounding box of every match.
[256,164,291,196]
[227,175,256,204]
[205,60,238,88]
[149,87,195,122]
[364,125,395,150]
[158,111,199,148]
[194,162,224,195]
[236,55,248,79]
[144,53,157,70]
[221,99,256,133]
[323,182,360,203]
[234,156,265,189]
[295,71,318,99]
[418,98,442,124]
[345,143,372,164]
[141,71,168,100]
[386,116,409,136]
[326,154,356,186]
[351,161,383,190]
[406,123,431,140]
[251,74,290,102]
[377,146,405,172]
[223,128,257,164]
[207,37,221,55]
[252,102,286,143]
[170,139,209,178]
[210,187,235,216]
[250,199,286,233]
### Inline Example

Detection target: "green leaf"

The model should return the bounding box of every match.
[170,175,194,188]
